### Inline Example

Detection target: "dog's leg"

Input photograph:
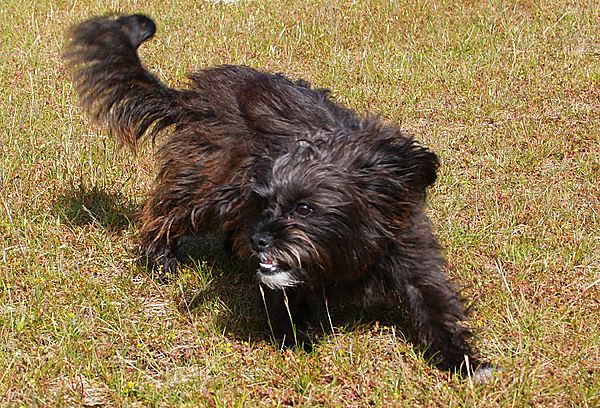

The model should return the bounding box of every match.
[222,229,238,257]
[384,217,481,373]
[138,193,186,282]
[138,174,204,281]
[259,286,311,348]
[400,268,478,373]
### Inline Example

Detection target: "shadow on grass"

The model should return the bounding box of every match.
[55,186,415,351]
[174,235,274,343]
[174,236,414,351]
[54,185,138,232]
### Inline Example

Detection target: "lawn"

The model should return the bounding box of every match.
[0,0,598,406]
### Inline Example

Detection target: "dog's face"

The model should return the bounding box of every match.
[250,142,369,289]
[246,132,439,290]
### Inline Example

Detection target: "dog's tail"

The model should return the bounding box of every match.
[64,14,188,149]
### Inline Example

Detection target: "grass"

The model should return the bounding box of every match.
[1,0,598,405]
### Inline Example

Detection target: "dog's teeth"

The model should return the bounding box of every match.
[260,262,277,270]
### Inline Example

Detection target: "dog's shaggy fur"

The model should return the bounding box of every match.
[65,14,488,375]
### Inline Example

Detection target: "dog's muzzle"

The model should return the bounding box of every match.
[251,232,304,289]
[256,253,302,289]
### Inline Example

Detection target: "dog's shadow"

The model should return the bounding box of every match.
[174,236,415,350]
[174,236,280,344]
[54,186,414,350]
[54,185,138,232]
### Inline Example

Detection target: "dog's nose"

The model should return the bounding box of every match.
[251,233,273,252]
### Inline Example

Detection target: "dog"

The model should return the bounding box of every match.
[65,14,491,377]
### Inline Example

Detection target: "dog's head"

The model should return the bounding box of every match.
[247,126,439,289]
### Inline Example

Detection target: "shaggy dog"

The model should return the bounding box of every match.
[65,14,490,376]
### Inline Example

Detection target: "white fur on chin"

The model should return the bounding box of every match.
[257,270,303,289]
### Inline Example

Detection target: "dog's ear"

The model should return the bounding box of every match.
[380,138,439,191]
[354,128,439,201]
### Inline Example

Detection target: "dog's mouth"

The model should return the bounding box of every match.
[258,256,289,275]
[256,254,303,289]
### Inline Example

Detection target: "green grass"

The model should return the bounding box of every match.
[1,0,598,405]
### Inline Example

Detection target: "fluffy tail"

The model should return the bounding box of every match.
[65,14,186,149]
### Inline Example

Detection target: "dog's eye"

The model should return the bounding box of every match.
[294,202,313,217]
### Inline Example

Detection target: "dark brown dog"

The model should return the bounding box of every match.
[66,14,491,377]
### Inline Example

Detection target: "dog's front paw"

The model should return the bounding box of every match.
[142,247,179,283]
